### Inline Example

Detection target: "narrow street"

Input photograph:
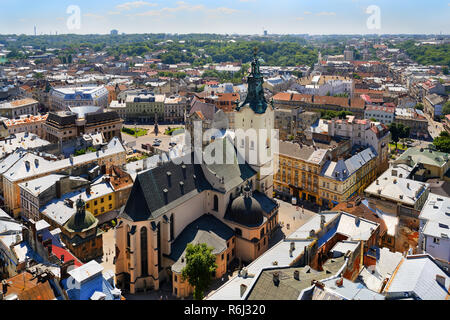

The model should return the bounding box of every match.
[423,112,444,139]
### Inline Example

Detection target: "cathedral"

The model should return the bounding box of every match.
[115,51,279,297]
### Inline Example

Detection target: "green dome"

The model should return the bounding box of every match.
[65,208,98,233]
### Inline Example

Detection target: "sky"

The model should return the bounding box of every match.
[0,0,449,35]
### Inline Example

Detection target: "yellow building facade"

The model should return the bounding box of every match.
[274,142,329,206]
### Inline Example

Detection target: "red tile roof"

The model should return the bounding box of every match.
[52,245,83,267]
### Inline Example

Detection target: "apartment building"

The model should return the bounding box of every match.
[1,137,126,217]
[4,114,48,138]
[364,105,395,125]
[0,98,39,118]
[418,193,450,262]
[125,93,165,123]
[327,116,390,174]
[274,141,330,205]
[319,147,378,209]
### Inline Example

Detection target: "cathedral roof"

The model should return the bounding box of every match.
[120,153,213,222]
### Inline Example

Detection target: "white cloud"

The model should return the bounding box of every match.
[296,17,305,21]
[116,1,158,11]
[304,11,312,15]
[135,2,238,17]
[316,12,336,16]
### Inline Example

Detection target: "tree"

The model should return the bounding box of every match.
[442,101,450,116]
[433,131,450,153]
[181,243,217,300]
[415,103,424,111]
[444,67,449,75]
[389,123,410,150]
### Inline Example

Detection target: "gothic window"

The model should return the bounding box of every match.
[140,227,148,276]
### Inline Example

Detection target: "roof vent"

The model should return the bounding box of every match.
[293,270,300,281]
[335,277,344,287]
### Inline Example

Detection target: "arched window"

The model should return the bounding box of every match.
[260,228,265,238]
[235,228,242,237]
[213,195,219,212]
[140,227,148,276]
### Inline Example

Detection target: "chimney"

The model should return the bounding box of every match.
[293,270,300,281]
[273,272,280,286]
[320,215,326,230]
[335,277,344,287]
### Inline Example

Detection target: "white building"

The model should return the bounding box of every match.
[50,86,109,111]
[364,105,395,125]
[418,193,450,262]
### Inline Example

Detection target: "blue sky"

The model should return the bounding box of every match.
[0,0,449,35]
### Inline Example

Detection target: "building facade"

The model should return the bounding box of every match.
[0,98,39,118]
[44,107,123,144]
[50,86,109,111]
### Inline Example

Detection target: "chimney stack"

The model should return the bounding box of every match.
[273,272,280,286]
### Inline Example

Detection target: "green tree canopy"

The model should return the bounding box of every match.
[442,101,450,116]
[181,243,217,300]
[433,131,450,153]
[389,123,410,148]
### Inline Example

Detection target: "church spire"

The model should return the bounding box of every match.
[236,48,270,115]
